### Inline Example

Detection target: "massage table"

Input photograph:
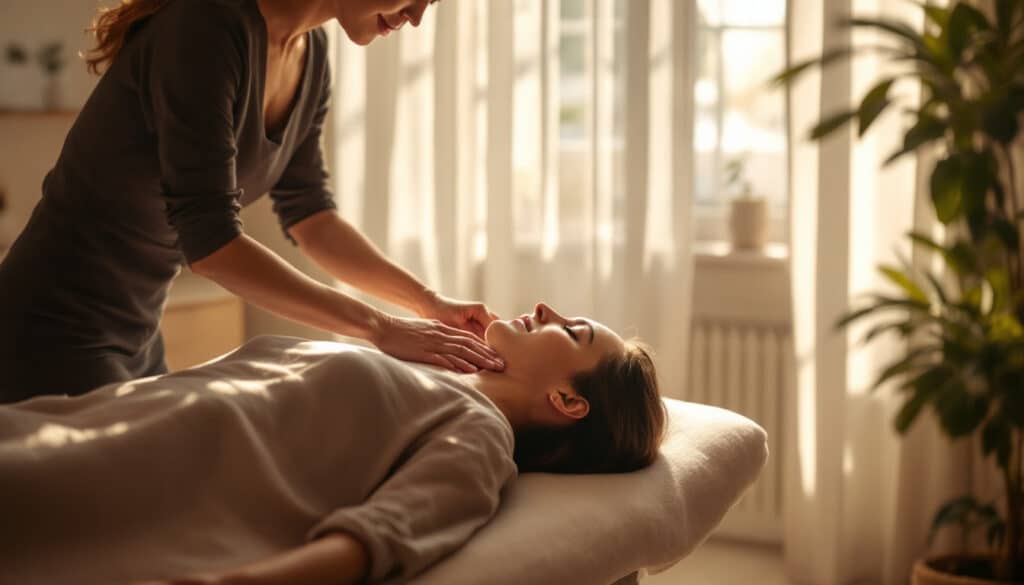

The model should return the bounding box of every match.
[409,398,769,585]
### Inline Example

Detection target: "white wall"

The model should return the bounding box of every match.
[0,0,101,111]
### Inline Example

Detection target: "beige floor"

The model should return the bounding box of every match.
[642,538,791,585]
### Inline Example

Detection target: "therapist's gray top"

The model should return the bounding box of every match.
[0,0,335,400]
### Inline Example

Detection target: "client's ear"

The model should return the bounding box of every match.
[549,389,590,420]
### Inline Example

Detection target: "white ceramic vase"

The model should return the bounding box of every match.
[729,196,768,251]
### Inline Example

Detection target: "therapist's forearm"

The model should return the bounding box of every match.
[289,211,435,316]
[189,233,387,341]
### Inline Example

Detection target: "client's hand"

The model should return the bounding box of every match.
[374,314,505,373]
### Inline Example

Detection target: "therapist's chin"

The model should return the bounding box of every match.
[339,23,377,46]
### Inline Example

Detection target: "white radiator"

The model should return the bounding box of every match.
[686,317,790,543]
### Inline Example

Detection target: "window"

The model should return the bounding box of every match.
[556,0,626,241]
[553,0,788,246]
[694,0,788,244]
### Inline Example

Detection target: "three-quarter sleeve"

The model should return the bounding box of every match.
[271,35,337,244]
[142,0,247,263]
[308,419,517,583]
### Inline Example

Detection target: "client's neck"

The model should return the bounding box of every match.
[463,370,537,432]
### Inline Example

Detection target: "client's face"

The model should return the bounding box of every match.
[485,303,625,384]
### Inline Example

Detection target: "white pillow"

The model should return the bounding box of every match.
[409,398,769,585]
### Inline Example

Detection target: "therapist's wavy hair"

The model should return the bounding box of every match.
[513,340,667,474]
[83,0,172,75]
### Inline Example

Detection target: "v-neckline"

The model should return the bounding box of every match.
[248,0,313,147]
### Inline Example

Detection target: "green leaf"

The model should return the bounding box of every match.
[873,346,939,390]
[836,304,885,329]
[923,269,950,305]
[879,265,930,304]
[985,267,1012,313]
[1002,385,1024,431]
[862,320,915,344]
[929,494,980,545]
[847,17,927,52]
[884,114,947,166]
[915,1,951,30]
[947,4,992,59]
[933,381,988,437]
[995,0,1023,43]
[908,231,945,254]
[981,417,1013,468]
[992,218,1021,251]
[858,79,895,137]
[770,47,853,86]
[961,152,994,242]
[946,240,980,275]
[810,110,858,140]
[990,312,1024,342]
[987,520,1006,549]
[983,92,1021,145]
[836,295,934,330]
[931,155,964,224]
[895,384,935,433]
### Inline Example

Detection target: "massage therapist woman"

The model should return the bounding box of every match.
[0,0,506,403]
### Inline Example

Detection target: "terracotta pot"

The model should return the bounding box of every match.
[913,556,1021,585]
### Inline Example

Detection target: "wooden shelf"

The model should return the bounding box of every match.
[0,109,79,118]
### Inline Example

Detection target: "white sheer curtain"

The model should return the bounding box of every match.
[783,0,1004,583]
[325,0,697,397]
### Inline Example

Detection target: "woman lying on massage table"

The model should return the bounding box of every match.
[0,302,666,585]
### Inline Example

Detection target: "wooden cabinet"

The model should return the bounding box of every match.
[162,274,245,371]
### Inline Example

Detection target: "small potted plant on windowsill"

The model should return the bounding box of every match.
[725,155,768,251]
[776,1,1024,584]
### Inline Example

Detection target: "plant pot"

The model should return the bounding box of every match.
[728,196,767,251]
[913,555,1022,585]
[41,76,63,111]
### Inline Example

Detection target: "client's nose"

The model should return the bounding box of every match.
[534,302,564,325]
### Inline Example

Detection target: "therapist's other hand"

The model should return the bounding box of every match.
[418,292,501,340]
[374,314,505,373]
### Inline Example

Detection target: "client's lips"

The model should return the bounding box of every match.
[519,315,533,332]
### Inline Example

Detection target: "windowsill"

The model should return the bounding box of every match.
[694,240,788,267]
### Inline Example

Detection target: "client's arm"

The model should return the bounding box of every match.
[132,533,369,585]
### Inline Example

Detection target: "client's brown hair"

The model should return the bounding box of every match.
[84,0,173,75]
[513,340,666,474]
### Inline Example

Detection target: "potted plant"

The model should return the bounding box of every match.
[776,1,1024,583]
[1,43,36,111]
[36,41,66,111]
[725,154,768,251]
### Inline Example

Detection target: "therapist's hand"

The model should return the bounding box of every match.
[418,292,501,339]
[373,313,505,373]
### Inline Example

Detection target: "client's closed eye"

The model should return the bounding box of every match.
[563,325,578,342]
